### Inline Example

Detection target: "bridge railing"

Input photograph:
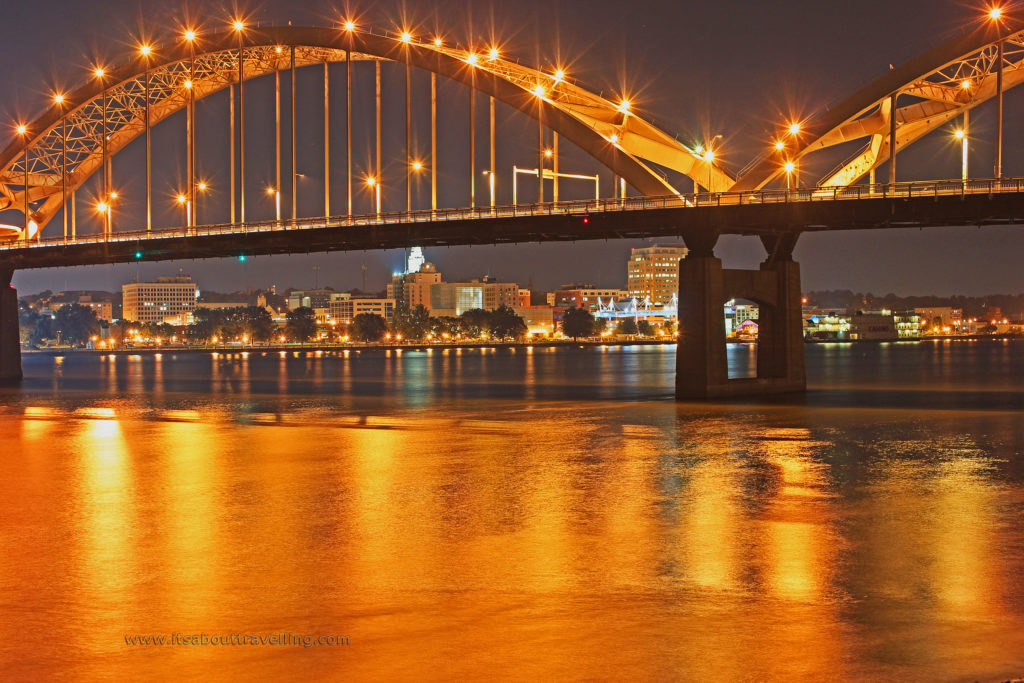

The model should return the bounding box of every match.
[3,177,1024,250]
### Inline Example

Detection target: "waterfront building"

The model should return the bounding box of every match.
[804,313,852,340]
[514,306,556,336]
[122,275,197,324]
[429,278,519,316]
[552,284,629,313]
[627,244,688,305]
[48,295,114,322]
[388,262,443,310]
[329,297,396,322]
[287,289,335,311]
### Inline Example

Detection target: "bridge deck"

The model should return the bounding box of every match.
[3,178,1024,269]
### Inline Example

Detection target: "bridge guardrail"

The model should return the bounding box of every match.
[3,177,1023,250]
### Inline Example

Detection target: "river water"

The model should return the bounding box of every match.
[2,341,1023,680]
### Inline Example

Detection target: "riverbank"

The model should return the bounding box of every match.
[23,338,679,355]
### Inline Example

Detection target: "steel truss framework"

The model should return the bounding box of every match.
[735,20,1024,191]
[0,26,731,238]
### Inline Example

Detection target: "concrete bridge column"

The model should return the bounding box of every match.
[675,231,805,400]
[0,263,22,384]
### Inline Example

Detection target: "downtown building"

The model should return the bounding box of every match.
[627,244,688,305]
[387,261,443,310]
[122,275,197,324]
[429,278,519,317]
[549,284,629,314]
[329,296,396,322]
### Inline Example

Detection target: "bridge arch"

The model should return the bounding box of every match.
[733,19,1024,191]
[0,26,732,235]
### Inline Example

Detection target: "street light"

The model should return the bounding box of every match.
[989,5,1005,177]
[955,128,969,181]
[266,187,281,221]
[194,181,208,225]
[784,161,796,189]
[176,193,191,226]
[366,176,381,215]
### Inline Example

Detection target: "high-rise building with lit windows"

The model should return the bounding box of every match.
[122,275,197,323]
[627,245,688,305]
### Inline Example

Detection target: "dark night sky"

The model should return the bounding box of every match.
[3,0,1022,297]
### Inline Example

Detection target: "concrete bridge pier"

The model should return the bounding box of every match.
[676,231,805,400]
[0,263,22,384]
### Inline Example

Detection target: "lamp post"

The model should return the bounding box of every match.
[266,187,281,221]
[177,194,191,228]
[16,124,29,240]
[366,176,381,216]
[195,181,207,226]
[955,127,969,182]
[990,6,1005,178]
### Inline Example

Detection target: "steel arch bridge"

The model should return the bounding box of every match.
[0,24,735,238]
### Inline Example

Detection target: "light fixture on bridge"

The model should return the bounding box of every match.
[553,69,565,83]
[955,129,966,140]
[703,149,715,163]
[609,133,619,143]
[184,79,193,90]
[16,124,27,136]
[183,29,197,42]
[466,53,479,65]
[961,79,972,89]
[139,44,152,57]
[401,31,413,43]
[618,99,631,114]
[532,84,546,97]
[95,201,109,214]
[488,47,500,60]
[366,176,377,187]
[177,194,187,204]
[788,122,801,135]
[197,181,207,192]
[93,67,105,78]
[411,161,423,171]
[344,20,356,32]
[544,149,553,158]
[989,6,1003,20]
[774,140,785,151]
[433,37,443,47]
[784,161,796,173]
[109,191,118,200]
[233,20,246,32]
[53,93,64,105]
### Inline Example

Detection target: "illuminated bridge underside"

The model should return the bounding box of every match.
[734,20,1024,191]
[0,27,732,234]
[4,186,1024,270]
